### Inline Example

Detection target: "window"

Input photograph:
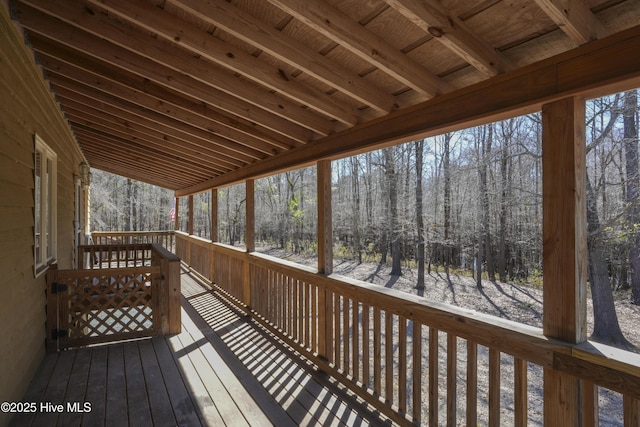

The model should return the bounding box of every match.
[34,134,57,276]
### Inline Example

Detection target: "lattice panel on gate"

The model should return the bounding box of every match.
[54,266,161,347]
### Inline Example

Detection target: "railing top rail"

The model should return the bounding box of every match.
[56,265,162,278]
[150,242,180,262]
[91,230,175,236]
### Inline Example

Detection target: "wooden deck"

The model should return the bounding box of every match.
[11,270,392,427]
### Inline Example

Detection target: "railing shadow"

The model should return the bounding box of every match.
[180,272,392,426]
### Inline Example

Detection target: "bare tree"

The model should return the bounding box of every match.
[623,90,640,304]
[415,139,425,288]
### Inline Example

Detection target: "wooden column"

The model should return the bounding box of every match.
[211,189,218,242]
[317,160,333,274]
[173,197,179,231]
[542,96,588,426]
[317,160,333,360]
[187,195,194,235]
[244,179,255,307]
[210,188,218,282]
[245,180,255,252]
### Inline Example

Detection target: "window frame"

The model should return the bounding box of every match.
[34,133,57,277]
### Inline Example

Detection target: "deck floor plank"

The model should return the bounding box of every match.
[123,341,153,427]
[165,334,225,426]
[12,270,393,427]
[31,349,75,427]
[80,346,107,427]
[8,351,59,427]
[180,306,276,427]
[137,339,178,427]
[150,336,202,427]
[57,346,92,427]
[105,344,128,427]
[184,280,373,427]
[173,320,251,427]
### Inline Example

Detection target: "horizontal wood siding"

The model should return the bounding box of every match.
[0,4,85,427]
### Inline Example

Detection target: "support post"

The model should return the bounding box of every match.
[174,197,179,231]
[542,96,588,426]
[244,179,255,307]
[211,189,218,242]
[317,160,333,360]
[187,195,194,236]
[210,188,218,282]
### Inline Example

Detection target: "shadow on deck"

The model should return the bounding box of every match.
[11,269,392,427]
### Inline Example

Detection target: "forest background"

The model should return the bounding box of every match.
[91,89,639,350]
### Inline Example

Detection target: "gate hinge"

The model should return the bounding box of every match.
[51,282,68,294]
[51,329,68,340]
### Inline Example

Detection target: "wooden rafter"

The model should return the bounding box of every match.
[169,0,399,112]
[17,0,331,138]
[533,0,606,44]
[383,0,513,76]
[263,0,453,97]
[176,23,640,196]
[85,0,361,126]
[6,0,639,191]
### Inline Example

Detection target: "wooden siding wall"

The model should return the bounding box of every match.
[0,3,86,426]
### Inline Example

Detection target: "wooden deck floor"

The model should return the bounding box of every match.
[11,270,393,427]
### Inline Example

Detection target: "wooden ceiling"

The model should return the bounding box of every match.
[11,0,640,192]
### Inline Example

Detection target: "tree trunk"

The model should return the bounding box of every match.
[623,89,640,304]
[498,121,511,282]
[586,175,632,347]
[443,133,452,278]
[385,148,402,275]
[351,156,362,263]
[415,140,425,289]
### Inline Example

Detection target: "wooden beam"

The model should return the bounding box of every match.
[384,0,513,76]
[533,0,607,45]
[174,197,180,230]
[244,179,255,308]
[542,96,587,343]
[64,108,233,173]
[317,160,332,274]
[85,0,361,126]
[187,195,194,236]
[48,78,265,164]
[176,24,640,196]
[211,189,218,243]
[61,99,241,170]
[36,46,300,155]
[542,96,587,426]
[15,0,323,139]
[264,0,452,97]
[171,0,397,113]
[245,179,255,253]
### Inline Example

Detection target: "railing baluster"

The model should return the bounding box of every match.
[489,348,501,426]
[399,316,407,414]
[514,358,528,427]
[385,311,393,406]
[373,307,381,396]
[412,322,422,424]
[467,341,478,427]
[344,297,350,374]
[429,327,439,427]
[352,300,359,382]
[623,395,640,427]
[334,293,341,367]
[362,304,370,388]
[447,334,457,427]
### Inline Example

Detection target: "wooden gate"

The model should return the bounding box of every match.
[46,243,181,351]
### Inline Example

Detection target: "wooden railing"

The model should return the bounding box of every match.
[176,232,640,426]
[46,243,181,351]
[91,230,175,252]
